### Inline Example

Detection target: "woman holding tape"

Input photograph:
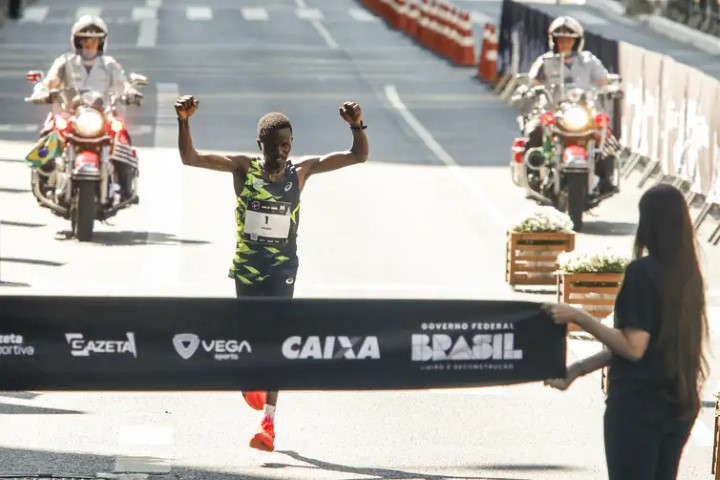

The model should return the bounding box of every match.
[543,183,710,480]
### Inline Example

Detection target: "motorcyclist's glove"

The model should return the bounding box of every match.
[126,88,144,106]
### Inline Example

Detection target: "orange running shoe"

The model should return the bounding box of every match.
[242,391,266,411]
[249,416,275,452]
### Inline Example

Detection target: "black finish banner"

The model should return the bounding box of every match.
[0,296,567,391]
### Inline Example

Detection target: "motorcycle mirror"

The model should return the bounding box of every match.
[25,70,44,84]
[129,73,149,86]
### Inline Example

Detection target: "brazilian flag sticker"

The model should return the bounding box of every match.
[26,130,64,168]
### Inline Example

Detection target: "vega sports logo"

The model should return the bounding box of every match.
[173,333,252,361]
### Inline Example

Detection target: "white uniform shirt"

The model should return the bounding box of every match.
[529,51,608,91]
[43,53,128,113]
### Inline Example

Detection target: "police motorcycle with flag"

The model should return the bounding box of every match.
[22,15,149,242]
[508,16,624,232]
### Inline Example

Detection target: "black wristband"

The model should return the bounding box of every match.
[350,122,367,130]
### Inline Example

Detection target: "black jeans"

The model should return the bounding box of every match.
[603,385,696,480]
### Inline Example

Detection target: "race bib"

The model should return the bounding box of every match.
[243,199,292,245]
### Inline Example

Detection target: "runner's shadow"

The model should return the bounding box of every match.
[267,450,531,480]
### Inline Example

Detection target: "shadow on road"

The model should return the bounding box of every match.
[580,221,637,236]
[1,220,46,228]
[0,403,86,415]
[0,187,31,194]
[0,445,584,479]
[0,257,64,267]
[0,157,25,164]
[0,392,43,401]
[54,231,211,247]
[269,450,536,480]
[0,280,32,287]
[511,287,556,296]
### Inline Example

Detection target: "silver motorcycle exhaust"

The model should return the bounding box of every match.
[523,147,546,170]
[31,172,68,217]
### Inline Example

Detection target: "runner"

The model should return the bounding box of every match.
[175,94,369,451]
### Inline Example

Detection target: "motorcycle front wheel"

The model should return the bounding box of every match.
[72,180,96,241]
[566,172,587,232]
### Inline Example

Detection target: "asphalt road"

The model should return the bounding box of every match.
[0,0,718,479]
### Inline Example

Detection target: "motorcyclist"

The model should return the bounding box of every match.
[522,16,618,195]
[29,15,143,202]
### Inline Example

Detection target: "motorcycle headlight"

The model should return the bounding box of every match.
[561,107,592,132]
[73,109,105,137]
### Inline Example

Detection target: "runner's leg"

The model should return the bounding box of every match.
[250,271,296,452]
[235,279,267,411]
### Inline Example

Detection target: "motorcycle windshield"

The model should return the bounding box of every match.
[74,90,107,111]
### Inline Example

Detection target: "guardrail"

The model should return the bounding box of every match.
[664,0,720,37]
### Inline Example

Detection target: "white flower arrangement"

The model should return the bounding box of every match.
[557,247,631,274]
[511,206,574,233]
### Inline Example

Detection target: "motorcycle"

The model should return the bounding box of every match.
[509,64,624,231]
[23,70,149,241]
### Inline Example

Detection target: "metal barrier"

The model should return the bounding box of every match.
[664,0,720,36]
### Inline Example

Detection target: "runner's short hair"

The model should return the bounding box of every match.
[257,112,293,139]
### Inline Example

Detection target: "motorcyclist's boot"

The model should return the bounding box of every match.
[595,156,619,195]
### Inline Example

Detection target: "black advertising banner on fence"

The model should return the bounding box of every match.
[0,296,567,391]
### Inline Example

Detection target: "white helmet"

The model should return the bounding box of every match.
[71,15,109,53]
[548,16,584,52]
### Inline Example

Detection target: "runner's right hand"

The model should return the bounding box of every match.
[175,95,199,121]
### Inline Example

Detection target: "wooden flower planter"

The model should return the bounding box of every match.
[557,272,624,333]
[505,231,575,286]
[713,393,719,479]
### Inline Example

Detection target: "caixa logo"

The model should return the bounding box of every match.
[282,336,381,360]
[411,334,523,361]
[65,332,137,358]
[173,333,251,361]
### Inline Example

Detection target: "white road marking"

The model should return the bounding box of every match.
[75,7,103,20]
[132,6,157,21]
[310,20,340,49]
[141,83,183,287]
[18,6,48,22]
[186,6,213,21]
[383,84,505,226]
[241,7,269,21]
[135,8,159,48]
[349,8,379,22]
[296,7,324,21]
